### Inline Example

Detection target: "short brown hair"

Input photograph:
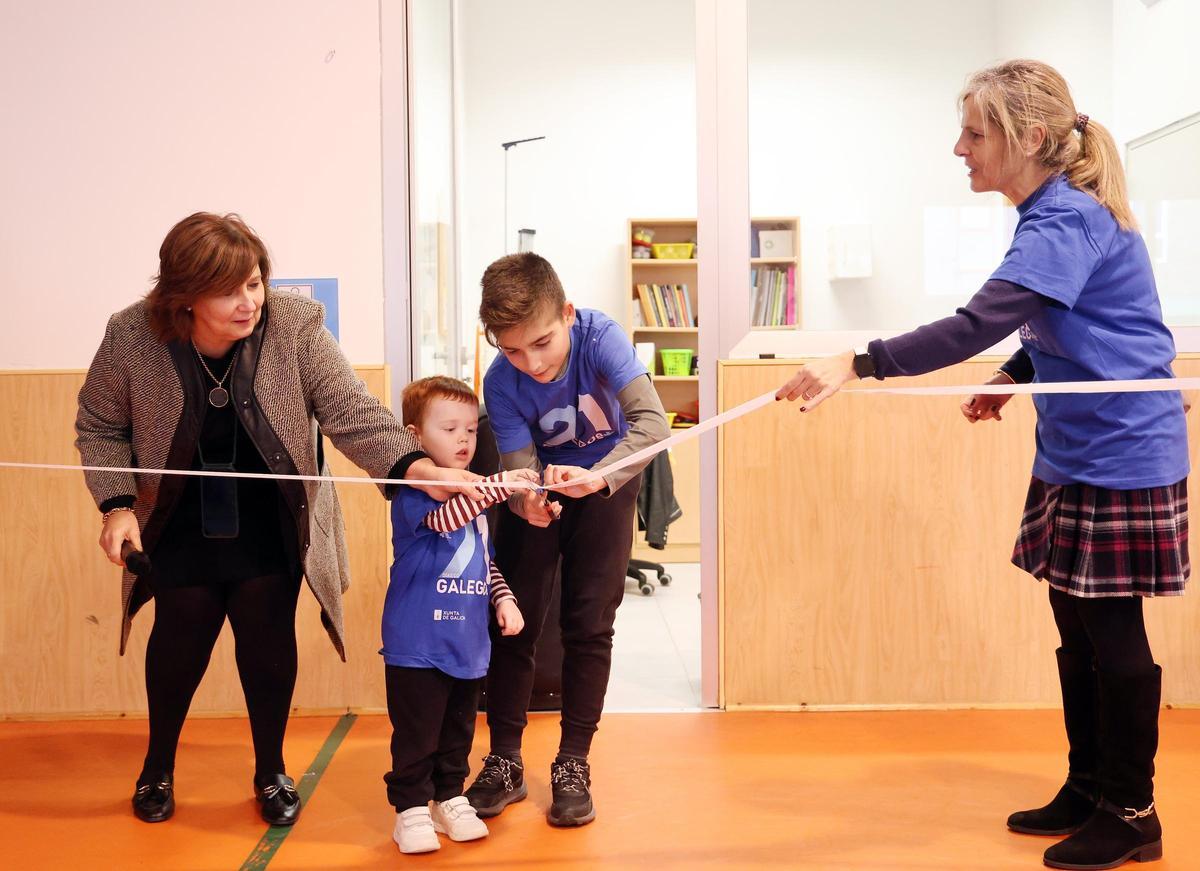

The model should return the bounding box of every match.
[402,376,480,427]
[479,253,565,346]
[145,212,272,342]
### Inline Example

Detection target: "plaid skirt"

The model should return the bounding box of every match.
[1012,477,1190,598]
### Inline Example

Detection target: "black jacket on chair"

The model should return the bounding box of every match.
[636,451,681,549]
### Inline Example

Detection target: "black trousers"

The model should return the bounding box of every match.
[142,572,301,781]
[384,666,480,811]
[484,474,640,759]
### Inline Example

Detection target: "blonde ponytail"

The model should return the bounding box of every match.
[1067,117,1136,230]
[962,60,1137,231]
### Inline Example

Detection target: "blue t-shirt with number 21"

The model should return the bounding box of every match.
[484,308,648,468]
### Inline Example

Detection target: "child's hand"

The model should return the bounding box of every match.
[407,460,487,501]
[544,464,607,499]
[496,599,524,636]
[501,468,540,487]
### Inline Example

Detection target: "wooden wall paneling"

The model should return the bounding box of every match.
[324,367,391,714]
[0,368,393,719]
[668,436,701,546]
[6,360,1196,717]
[0,371,127,717]
[718,358,1200,709]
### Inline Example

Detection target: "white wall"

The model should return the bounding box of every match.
[746,0,1118,333]
[455,0,697,372]
[454,0,1120,339]
[1112,0,1200,341]
[3,1,1188,369]
[0,0,388,368]
[410,0,458,377]
[454,0,1179,342]
[1112,0,1200,145]
[747,0,998,332]
[995,0,1113,127]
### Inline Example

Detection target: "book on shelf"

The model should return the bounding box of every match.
[750,265,797,327]
[635,282,694,327]
[784,266,794,324]
[675,285,694,327]
[653,284,671,326]
[661,283,678,327]
[753,268,763,325]
[642,283,666,327]
[635,284,656,327]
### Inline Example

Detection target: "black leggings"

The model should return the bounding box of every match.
[1048,586,1154,674]
[140,573,302,782]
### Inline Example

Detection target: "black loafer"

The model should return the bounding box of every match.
[254,773,301,826]
[132,772,175,823]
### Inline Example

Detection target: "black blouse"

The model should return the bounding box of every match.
[150,346,298,587]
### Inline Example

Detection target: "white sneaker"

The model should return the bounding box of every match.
[393,806,440,853]
[431,795,489,842]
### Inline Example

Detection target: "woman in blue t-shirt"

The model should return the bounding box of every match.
[778,60,1186,870]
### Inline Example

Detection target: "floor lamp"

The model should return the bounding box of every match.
[502,135,545,253]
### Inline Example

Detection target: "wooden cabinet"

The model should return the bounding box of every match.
[717,357,1200,708]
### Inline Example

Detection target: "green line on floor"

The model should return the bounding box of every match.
[240,712,358,870]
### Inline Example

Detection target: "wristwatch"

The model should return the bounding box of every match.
[852,345,877,380]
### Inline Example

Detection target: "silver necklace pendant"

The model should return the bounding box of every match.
[193,340,240,409]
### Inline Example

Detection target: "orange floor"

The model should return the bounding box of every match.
[1,709,1197,869]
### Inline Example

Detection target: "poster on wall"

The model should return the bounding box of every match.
[269,278,340,341]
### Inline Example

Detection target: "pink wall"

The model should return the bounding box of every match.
[0,0,389,368]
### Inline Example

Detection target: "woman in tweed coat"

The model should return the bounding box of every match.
[76,212,478,826]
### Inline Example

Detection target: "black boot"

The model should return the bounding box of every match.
[1009,648,1101,835]
[1043,801,1162,870]
[1009,779,1101,836]
[132,771,175,823]
[464,753,527,818]
[1044,666,1163,870]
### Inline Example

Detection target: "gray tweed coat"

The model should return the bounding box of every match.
[75,291,422,658]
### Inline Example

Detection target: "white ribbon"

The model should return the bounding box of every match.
[4,376,1196,492]
[569,376,1200,485]
[0,460,546,491]
[848,376,1200,397]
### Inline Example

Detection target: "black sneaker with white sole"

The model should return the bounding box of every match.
[464,753,527,818]
[548,757,595,827]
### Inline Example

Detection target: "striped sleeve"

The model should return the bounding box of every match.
[488,560,516,607]
[422,472,516,533]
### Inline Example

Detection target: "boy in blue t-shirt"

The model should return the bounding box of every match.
[383,376,537,854]
[465,253,669,827]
